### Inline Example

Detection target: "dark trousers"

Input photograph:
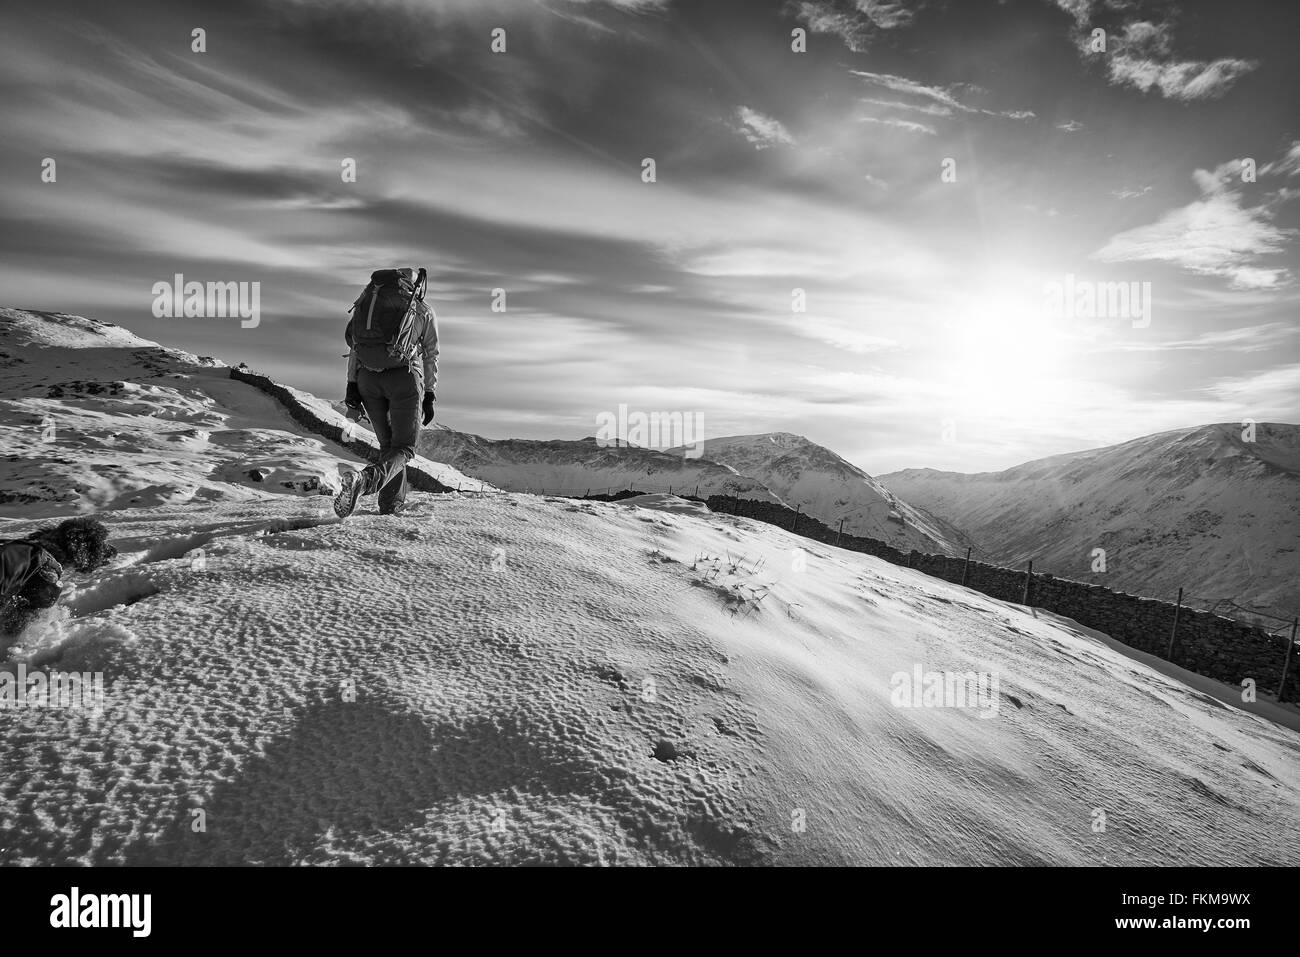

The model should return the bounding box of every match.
[356,365,421,513]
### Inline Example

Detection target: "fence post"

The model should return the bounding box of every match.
[836,518,844,547]
[961,546,972,587]
[1166,587,1183,661]
[1277,617,1298,703]
[792,506,800,532]
[1021,560,1033,605]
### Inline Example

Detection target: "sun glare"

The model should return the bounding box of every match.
[947,292,1069,417]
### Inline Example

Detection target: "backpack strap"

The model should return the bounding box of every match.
[348,282,375,315]
[364,289,379,329]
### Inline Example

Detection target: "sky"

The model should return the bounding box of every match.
[1,0,1298,473]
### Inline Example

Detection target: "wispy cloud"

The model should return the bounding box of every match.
[1056,119,1083,132]
[851,69,1034,120]
[857,115,936,135]
[861,97,953,117]
[1108,53,1257,101]
[787,0,917,51]
[1114,323,1298,353]
[1203,363,1300,411]
[1093,159,1296,290]
[1262,141,1300,177]
[733,106,796,149]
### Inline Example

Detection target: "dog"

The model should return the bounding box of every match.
[1,517,116,639]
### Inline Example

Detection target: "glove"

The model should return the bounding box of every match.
[422,391,436,426]
[345,381,363,410]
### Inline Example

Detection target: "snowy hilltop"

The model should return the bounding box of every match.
[879,424,1300,619]
[1,309,1297,866]
[406,428,966,555]
[670,432,972,555]
[414,424,782,504]
[0,308,479,517]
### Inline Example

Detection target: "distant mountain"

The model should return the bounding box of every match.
[667,432,970,554]
[415,425,784,503]
[879,424,1300,618]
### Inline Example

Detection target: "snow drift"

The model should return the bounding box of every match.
[1,492,1296,865]
[1,309,1296,866]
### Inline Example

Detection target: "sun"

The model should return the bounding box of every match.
[944,291,1069,418]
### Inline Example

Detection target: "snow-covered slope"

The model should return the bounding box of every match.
[2,309,1296,866]
[0,308,480,516]
[1,492,1296,865]
[415,424,784,503]
[879,424,1300,618]
[669,432,968,555]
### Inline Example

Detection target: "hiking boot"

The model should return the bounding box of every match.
[333,469,366,519]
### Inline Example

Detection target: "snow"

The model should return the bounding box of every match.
[414,424,783,504]
[879,424,1300,618]
[0,308,484,517]
[2,309,1297,866]
[617,492,712,516]
[670,432,970,555]
[1,491,1296,865]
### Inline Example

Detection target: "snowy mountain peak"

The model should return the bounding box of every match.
[879,422,1300,617]
[665,433,970,554]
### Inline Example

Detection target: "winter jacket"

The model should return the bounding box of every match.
[346,300,440,395]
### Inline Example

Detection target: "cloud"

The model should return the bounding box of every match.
[1261,141,1300,177]
[857,116,936,135]
[1111,185,1152,200]
[733,106,796,149]
[861,97,953,117]
[1114,323,1298,353]
[1107,54,1257,101]
[1092,160,1296,290]
[787,0,917,51]
[851,70,1034,120]
[560,0,672,9]
[1203,363,1300,410]
[1056,119,1084,132]
[851,70,965,110]
[1053,9,1257,100]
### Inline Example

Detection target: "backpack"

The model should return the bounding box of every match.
[347,267,428,372]
[1,539,61,605]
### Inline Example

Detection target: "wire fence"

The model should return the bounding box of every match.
[450,480,1295,629]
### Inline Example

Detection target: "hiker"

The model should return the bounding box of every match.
[1,517,116,638]
[336,266,439,518]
